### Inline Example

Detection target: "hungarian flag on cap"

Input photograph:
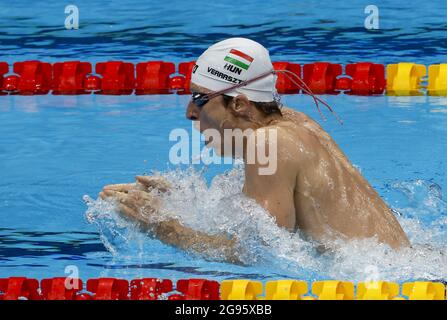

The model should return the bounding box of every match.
[224,49,254,70]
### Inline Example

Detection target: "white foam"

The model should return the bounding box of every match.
[84,167,447,282]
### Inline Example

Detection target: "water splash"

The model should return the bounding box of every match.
[390,179,447,220]
[85,168,447,282]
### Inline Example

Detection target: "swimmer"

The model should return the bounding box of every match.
[100,38,409,263]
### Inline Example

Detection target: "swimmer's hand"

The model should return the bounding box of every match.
[99,181,241,264]
[99,188,161,223]
[101,175,171,194]
[99,175,171,221]
[137,175,171,192]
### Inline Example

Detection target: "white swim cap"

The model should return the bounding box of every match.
[191,38,277,102]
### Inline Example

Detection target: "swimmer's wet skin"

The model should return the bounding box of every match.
[100,38,409,263]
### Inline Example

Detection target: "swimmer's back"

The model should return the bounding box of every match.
[271,107,410,248]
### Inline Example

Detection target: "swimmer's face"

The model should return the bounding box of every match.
[186,83,231,133]
[186,83,254,156]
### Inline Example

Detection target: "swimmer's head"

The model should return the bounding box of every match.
[190,37,278,102]
[186,38,282,155]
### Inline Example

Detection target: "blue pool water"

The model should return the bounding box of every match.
[1,0,447,283]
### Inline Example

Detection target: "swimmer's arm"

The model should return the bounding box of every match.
[243,136,297,231]
[243,169,296,231]
[149,218,241,264]
[100,188,241,264]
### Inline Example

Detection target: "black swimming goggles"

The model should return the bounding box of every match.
[191,92,211,108]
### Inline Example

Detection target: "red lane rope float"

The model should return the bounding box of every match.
[0,277,221,300]
[41,277,86,300]
[0,277,41,300]
[136,61,175,95]
[0,60,387,96]
[168,279,220,300]
[0,62,9,96]
[53,61,92,95]
[303,62,343,94]
[130,278,173,300]
[345,62,385,95]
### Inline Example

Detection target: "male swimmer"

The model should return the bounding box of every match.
[100,38,409,263]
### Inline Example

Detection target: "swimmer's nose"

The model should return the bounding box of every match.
[186,100,200,120]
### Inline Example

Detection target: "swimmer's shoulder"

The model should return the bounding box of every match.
[257,106,322,156]
[279,106,333,142]
[266,106,317,140]
[280,106,320,127]
[259,120,307,167]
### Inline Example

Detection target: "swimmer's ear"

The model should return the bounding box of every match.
[231,94,252,118]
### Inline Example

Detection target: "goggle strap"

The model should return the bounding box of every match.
[275,69,344,125]
[198,69,343,125]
